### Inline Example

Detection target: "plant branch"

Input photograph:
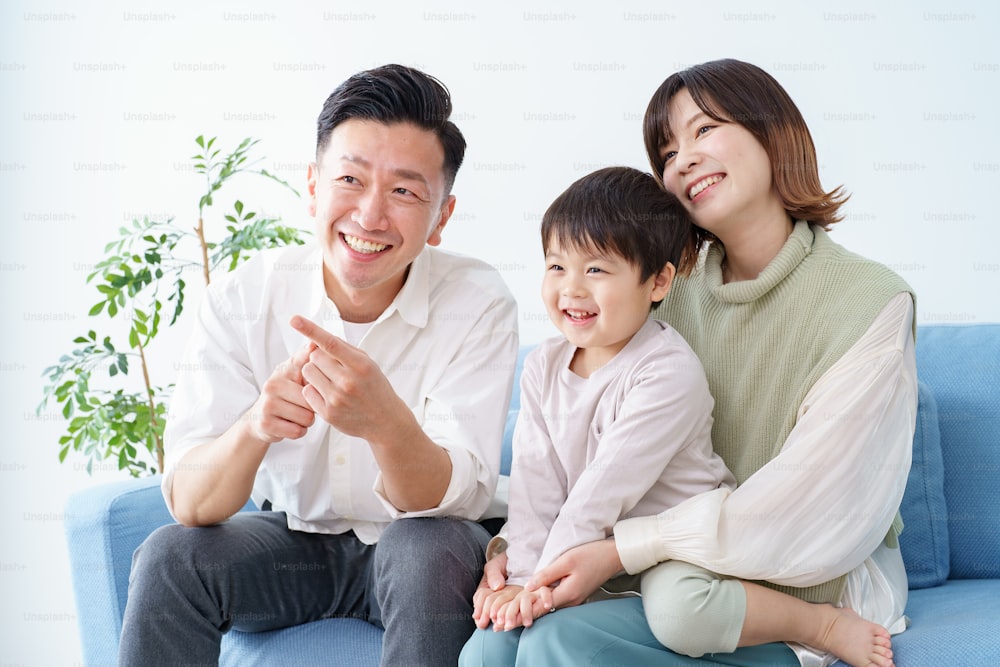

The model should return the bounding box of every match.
[195,216,211,286]
[134,334,164,473]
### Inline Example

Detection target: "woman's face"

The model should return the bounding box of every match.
[658,88,781,238]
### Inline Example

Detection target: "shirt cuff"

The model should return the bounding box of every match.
[372,445,484,519]
[486,531,508,562]
[614,515,664,574]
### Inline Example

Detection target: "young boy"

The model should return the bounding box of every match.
[461,167,736,662]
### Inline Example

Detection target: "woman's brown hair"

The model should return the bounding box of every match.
[643,59,848,253]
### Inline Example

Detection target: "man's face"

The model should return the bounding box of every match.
[308,119,455,322]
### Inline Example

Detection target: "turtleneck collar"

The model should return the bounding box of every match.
[706,221,814,304]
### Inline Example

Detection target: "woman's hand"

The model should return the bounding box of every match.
[525,538,623,609]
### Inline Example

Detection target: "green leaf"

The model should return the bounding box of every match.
[195,135,205,148]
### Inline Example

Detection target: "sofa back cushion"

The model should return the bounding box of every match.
[500,346,533,477]
[899,381,950,588]
[916,324,1000,579]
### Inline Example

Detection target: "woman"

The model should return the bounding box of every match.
[473,59,916,667]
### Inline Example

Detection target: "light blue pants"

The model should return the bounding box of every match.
[459,597,798,666]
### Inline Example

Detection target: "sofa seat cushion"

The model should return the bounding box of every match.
[891,579,1000,664]
[221,618,382,667]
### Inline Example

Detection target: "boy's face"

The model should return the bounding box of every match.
[542,237,673,374]
[308,119,455,322]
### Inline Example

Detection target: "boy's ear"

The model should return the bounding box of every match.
[650,262,676,302]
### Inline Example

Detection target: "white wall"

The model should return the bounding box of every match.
[2,1,998,663]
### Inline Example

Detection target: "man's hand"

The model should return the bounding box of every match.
[245,341,316,444]
[473,552,509,629]
[291,315,451,511]
[291,315,406,442]
[525,538,623,610]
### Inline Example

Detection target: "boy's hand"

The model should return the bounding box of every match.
[475,584,522,631]
[496,586,556,632]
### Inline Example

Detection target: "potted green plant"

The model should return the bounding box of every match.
[39,135,307,476]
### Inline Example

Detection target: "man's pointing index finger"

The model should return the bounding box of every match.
[290,315,346,358]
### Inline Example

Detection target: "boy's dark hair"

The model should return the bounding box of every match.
[541,167,695,302]
[316,64,467,195]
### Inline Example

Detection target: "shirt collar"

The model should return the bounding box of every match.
[307,244,432,329]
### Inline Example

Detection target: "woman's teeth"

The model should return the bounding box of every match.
[688,175,723,199]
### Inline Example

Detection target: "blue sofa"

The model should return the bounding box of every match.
[65,324,1000,666]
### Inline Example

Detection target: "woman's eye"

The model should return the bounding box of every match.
[663,150,677,162]
[697,125,713,136]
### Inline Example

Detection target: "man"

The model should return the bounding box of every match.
[118,64,518,666]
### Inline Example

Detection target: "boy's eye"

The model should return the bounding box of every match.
[586,267,603,274]
[663,150,677,162]
[547,264,564,272]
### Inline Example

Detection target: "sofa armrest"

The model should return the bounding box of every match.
[64,475,174,666]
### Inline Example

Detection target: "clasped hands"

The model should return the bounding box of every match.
[472,540,624,632]
[246,315,400,445]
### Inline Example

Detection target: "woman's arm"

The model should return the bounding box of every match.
[614,293,917,584]
[532,293,917,596]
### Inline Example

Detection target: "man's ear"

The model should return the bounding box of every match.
[425,194,456,247]
[306,162,318,217]
[650,262,676,302]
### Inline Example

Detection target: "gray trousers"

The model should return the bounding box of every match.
[118,512,491,667]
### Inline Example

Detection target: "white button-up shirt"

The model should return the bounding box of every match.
[161,243,519,544]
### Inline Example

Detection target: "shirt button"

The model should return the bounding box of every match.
[334,455,346,466]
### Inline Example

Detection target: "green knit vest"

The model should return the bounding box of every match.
[654,221,914,604]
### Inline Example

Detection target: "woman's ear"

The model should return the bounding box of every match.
[650,262,676,302]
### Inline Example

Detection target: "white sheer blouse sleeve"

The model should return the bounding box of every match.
[615,293,917,586]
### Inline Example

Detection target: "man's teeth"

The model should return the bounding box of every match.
[688,175,723,199]
[344,234,388,254]
[566,309,595,320]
